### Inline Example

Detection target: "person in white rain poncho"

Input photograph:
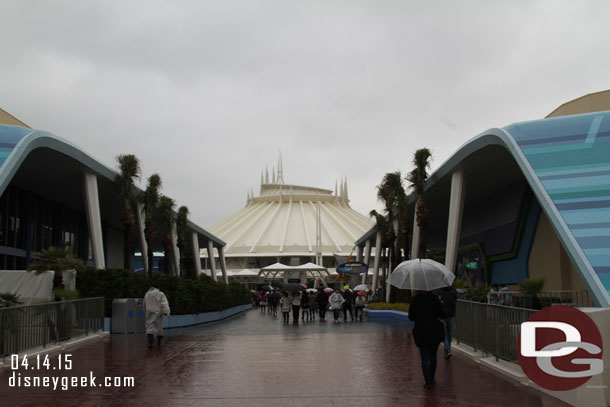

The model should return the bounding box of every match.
[329,288,345,324]
[143,287,170,348]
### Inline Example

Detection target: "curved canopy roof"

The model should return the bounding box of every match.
[0,124,225,248]
[356,110,610,307]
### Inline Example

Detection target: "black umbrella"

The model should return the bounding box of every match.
[284,283,306,292]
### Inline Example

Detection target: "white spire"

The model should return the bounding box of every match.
[261,170,264,186]
[272,166,276,184]
[276,150,285,184]
[344,177,349,201]
[335,180,338,196]
[265,166,269,183]
[340,178,344,198]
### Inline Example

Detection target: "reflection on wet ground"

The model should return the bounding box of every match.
[1,309,568,406]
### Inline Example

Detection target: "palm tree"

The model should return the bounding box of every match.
[376,171,407,300]
[28,246,85,288]
[143,174,162,277]
[369,209,388,297]
[406,148,432,259]
[397,194,410,262]
[116,154,140,270]
[158,195,176,275]
[176,205,190,277]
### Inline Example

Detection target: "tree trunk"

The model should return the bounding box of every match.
[123,224,132,270]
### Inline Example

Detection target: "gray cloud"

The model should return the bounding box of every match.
[2,0,610,228]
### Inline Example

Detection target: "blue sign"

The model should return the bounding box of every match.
[337,261,368,274]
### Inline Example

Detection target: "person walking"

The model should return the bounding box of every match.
[437,284,457,360]
[143,286,170,349]
[280,291,291,324]
[260,292,267,313]
[291,291,301,324]
[408,290,445,389]
[354,291,366,322]
[329,288,345,324]
[342,287,355,322]
[269,290,279,316]
[308,291,317,320]
[317,289,329,321]
[301,291,310,321]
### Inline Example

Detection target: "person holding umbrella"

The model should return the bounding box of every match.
[342,285,355,322]
[291,291,301,324]
[316,288,329,321]
[301,290,310,321]
[408,290,445,389]
[390,258,454,389]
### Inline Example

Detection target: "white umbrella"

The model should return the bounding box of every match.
[306,288,318,293]
[389,259,455,291]
[353,284,369,291]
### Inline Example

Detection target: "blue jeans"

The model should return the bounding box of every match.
[419,343,439,385]
[442,317,453,351]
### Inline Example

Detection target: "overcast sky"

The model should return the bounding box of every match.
[2,1,609,229]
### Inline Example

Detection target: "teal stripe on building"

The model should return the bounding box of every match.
[505,110,610,299]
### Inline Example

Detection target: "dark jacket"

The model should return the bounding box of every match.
[316,291,328,307]
[437,286,457,318]
[408,291,445,348]
[342,290,354,306]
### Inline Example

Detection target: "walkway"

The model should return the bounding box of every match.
[1,309,568,406]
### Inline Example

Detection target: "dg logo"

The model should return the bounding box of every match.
[518,306,604,391]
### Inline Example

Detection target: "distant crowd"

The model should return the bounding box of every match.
[253,288,374,324]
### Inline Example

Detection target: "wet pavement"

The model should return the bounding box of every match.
[1,308,568,406]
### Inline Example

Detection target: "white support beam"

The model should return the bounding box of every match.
[191,231,202,275]
[83,172,105,269]
[225,202,273,252]
[208,240,218,282]
[356,245,363,262]
[308,201,342,251]
[411,216,420,260]
[136,202,148,274]
[279,195,293,252]
[299,200,313,252]
[171,223,180,276]
[249,202,282,252]
[371,232,382,293]
[363,239,372,284]
[219,246,229,284]
[445,170,466,273]
[319,202,359,240]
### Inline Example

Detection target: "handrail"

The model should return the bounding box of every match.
[454,299,536,363]
[0,297,104,360]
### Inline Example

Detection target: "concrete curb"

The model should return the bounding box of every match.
[105,303,253,332]
[363,309,414,327]
[451,342,528,385]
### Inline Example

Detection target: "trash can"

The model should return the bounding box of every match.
[112,298,145,334]
[134,298,146,333]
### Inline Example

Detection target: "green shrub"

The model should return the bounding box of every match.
[366,302,410,312]
[518,277,545,296]
[466,282,491,303]
[77,269,251,317]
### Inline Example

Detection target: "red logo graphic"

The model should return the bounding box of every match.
[518,306,603,391]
